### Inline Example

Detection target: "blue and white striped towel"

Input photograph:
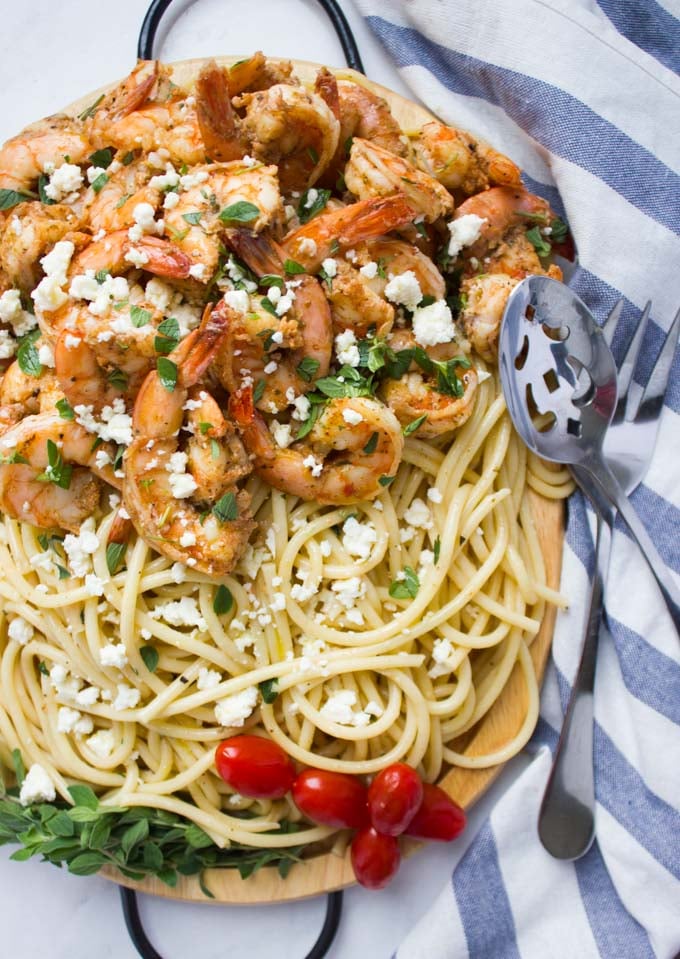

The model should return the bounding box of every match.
[351,1,680,956]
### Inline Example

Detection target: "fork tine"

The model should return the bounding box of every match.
[627,305,680,422]
[618,300,651,409]
[602,297,625,348]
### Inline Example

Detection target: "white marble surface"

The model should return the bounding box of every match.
[0,3,527,955]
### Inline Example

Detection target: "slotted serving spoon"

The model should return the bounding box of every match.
[499,276,680,630]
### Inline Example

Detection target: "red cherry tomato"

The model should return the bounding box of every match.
[367,763,423,836]
[351,826,401,890]
[215,735,295,799]
[292,769,369,829]
[404,783,466,841]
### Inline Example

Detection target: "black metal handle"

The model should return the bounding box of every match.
[137,0,365,71]
[121,886,344,959]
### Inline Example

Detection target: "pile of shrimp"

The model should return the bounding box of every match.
[0,53,568,577]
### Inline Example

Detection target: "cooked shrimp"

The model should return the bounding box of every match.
[237,82,340,192]
[0,412,118,532]
[362,238,446,301]
[282,194,418,273]
[86,163,162,234]
[453,187,552,261]
[381,367,478,438]
[0,404,24,436]
[484,226,563,279]
[184,388,251,501]
[459,274,520,361]
[337,80,407,157]
[165,161,283,279]
[69,230,193,279]
[195,61,248,163]
[123,303,255,576]
[88,61,205,167]
[411,121,521,195]
[227,51,294,96]
[213,280,332,411]
[231,389,404,504]
[54,329,153,412]
[0,115,90,193]
[324,260,394,338]
[0,360,63,414]
[344,138,453,223]
[0,203,80,293]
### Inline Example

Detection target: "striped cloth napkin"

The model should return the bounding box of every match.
[351,1,680,956]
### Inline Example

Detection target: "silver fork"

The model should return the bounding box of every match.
[537,300,680,861]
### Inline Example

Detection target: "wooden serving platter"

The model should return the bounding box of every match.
[61,58,564,904]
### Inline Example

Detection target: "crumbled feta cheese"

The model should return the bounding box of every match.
[270,592,286,612]
[365,700,383,717]
[342,408,364,425]
[179,531,196,547]
[84,574,106,596]
[302,454,323,477]
[86,729,116,758]
[0,330,16,359]
[179,170,209,190]
[384,270,423,312]
[403,498,433,530]
[149,163,180,190]
[330,576,366,610]
[290,394,311,422]
[342,516,377,561]
[170,562,186,584]
[163,190,180,210]
[8,617,33,645]
[320,689,371,727]
[335,328,360,367]
[113,684,141,711]
[0,288,37,336]
[19,764,56,805]
[429,638,456,678]
[223,289,249,314]
[214,686,259,727]
[447,214,486,258]
[271,421,293,449]
[63,517,99,577]
[412,300,455,347]
[99,643,128,670]
[427,487,443,504]
[31,240,74,313]
[189,263,206,279]
[86,165,107,185]
[320,540,332,558]
[169,472,198,499]
[128,201,162,242]
[94,449,112,470]
[304,188,319,208]
[75,686,100,707]
[69,270,130,316]
[125,246,149,268]
[275,287,296,316]
[43,162,84,202]
[263,360,278,375]
[58,706,88,734]
[321,257,337,277]
[197,667,223,690]
[152,596,207,631]
[359,261,378,279]
[297,237,317,257]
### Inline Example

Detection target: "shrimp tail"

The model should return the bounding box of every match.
[196,61,247,163]
[175,301,229,387]
[224,228,285,276]
[314,68,341,120]
[110,60,159,121]
[337,194,417,246]
[229,384,255,429]
[136,236,194,278]
[107,509,132,547]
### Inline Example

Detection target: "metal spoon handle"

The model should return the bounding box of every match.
[538,512,609,859]
[587,461,680,632]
